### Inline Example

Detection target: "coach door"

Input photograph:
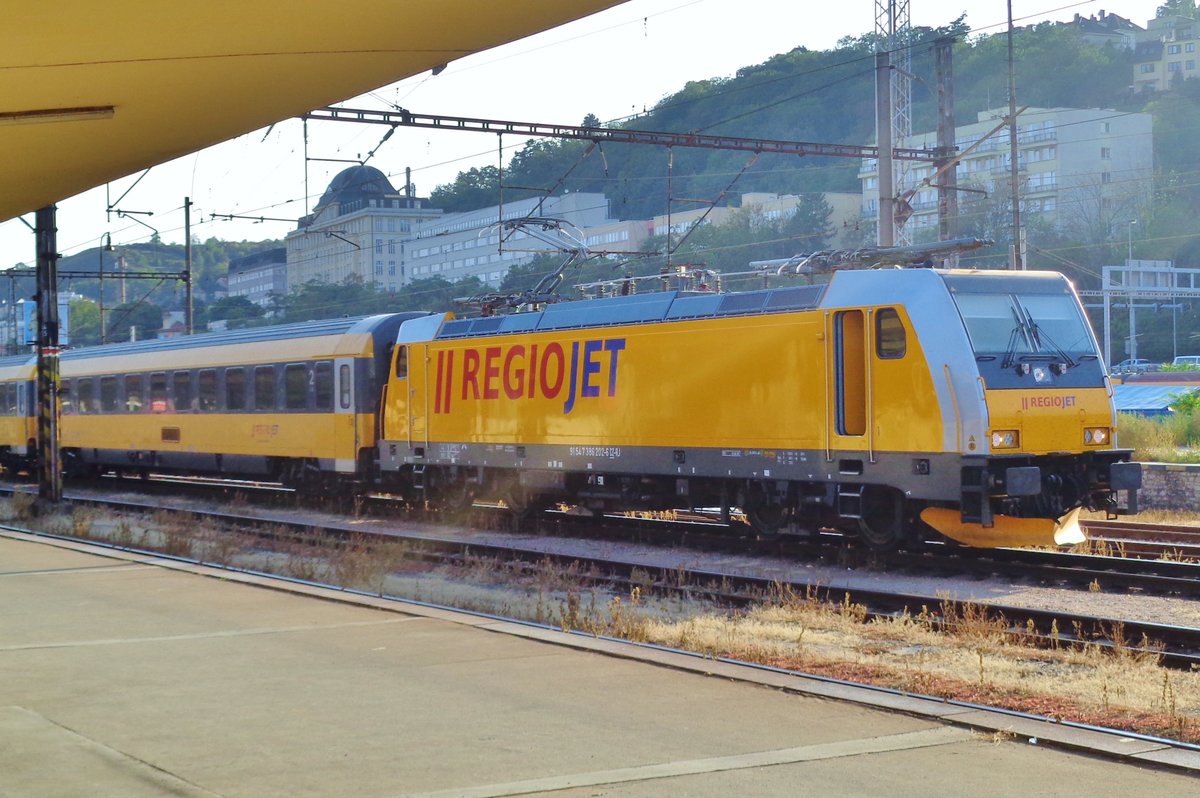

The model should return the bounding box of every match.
[827,309,872,459]
[333,357,357,463]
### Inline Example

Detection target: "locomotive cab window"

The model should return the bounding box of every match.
[1,383,15,415]
[395,345,408,379]
[60,379,73,414]
[875,308,906,358]
[952,291,1095,358]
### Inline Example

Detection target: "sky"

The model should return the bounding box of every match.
[0,0,1168,268]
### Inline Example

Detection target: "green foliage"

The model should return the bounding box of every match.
[68,299,100,347]
[199,296,265,329]
[275,275,392,322]
[1157,1,1198,19]
[1170,388,1200,415]
[427,22,1131,224]
[55,237,280,318]
[1118,391,1200,462]
[104,301,165,343]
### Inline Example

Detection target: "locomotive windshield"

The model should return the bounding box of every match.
[952,291,1096,359]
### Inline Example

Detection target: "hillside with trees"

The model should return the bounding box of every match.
[42,3,1200,359]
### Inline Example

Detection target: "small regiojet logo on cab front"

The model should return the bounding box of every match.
[1020,395,1077,411]
[433,337,627,415]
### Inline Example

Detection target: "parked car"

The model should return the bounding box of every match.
[1172,355,1200,369]
[1114,358,1156,374]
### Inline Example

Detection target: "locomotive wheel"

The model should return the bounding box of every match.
[501,484,542,522]
[437,479,476,514]
[746,504,787,539]
[857,486,906,550]
[743,484,788,539]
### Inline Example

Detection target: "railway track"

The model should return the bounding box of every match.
[5,480,1200,670]
[1079,519,1200,561]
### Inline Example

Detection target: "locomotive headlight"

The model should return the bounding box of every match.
[990,430,1020,449]
[1084,427,1110,445]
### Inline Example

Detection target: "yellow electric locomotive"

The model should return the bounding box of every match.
[377,268,1141,548]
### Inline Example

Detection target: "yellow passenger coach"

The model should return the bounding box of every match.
[54,313,425,488]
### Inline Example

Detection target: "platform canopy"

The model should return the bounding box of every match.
[0,0,625,222]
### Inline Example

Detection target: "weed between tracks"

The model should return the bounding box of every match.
[5,496,1200,745]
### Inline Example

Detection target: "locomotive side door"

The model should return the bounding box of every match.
[404,343,428,448]
[827,308,872,458]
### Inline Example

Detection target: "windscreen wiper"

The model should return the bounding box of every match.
[1001,305,1032,370]
[1019,303,1077,371]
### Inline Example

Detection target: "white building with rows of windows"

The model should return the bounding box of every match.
[285,165,442,292]
[859,107,1153,238]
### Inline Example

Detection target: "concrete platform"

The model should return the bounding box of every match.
[1,530,1197,797]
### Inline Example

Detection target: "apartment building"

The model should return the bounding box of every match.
[403,193,613,288]
[227,247,286,308]
[859,107,1152,237]
[1133,14,1198,92]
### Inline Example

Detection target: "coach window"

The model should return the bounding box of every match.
[338,364,352,410]
[225,368,246,411]
[124,375,144,412]
[254,366,276,411]
[16,382,25,416]
[1,383,14,415]
[198,370,218,411]
[285,364,308,410]
[78,379,96,414]
[876,308,906,359]
[173,371,193,412]
[314,361,333,411]
[100,376,119,412]
[61,379,74,414]
[150,372,168,412]
[395,345,408,378]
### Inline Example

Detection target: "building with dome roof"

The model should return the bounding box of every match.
[285,165,441,291]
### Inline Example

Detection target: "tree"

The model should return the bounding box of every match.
[105,301,165,342]
[429,166,503,213]
[67,299,100,347]
[279,275,390,323]
[200,295,265,329]
[1157,0,1198,18]
[391,276,487,312]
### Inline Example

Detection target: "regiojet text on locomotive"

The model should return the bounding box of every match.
[433,337,627,414]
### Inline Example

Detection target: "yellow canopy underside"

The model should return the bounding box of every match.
[0,0,625,222]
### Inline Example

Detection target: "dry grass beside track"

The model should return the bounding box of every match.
[6,496,1200,744]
